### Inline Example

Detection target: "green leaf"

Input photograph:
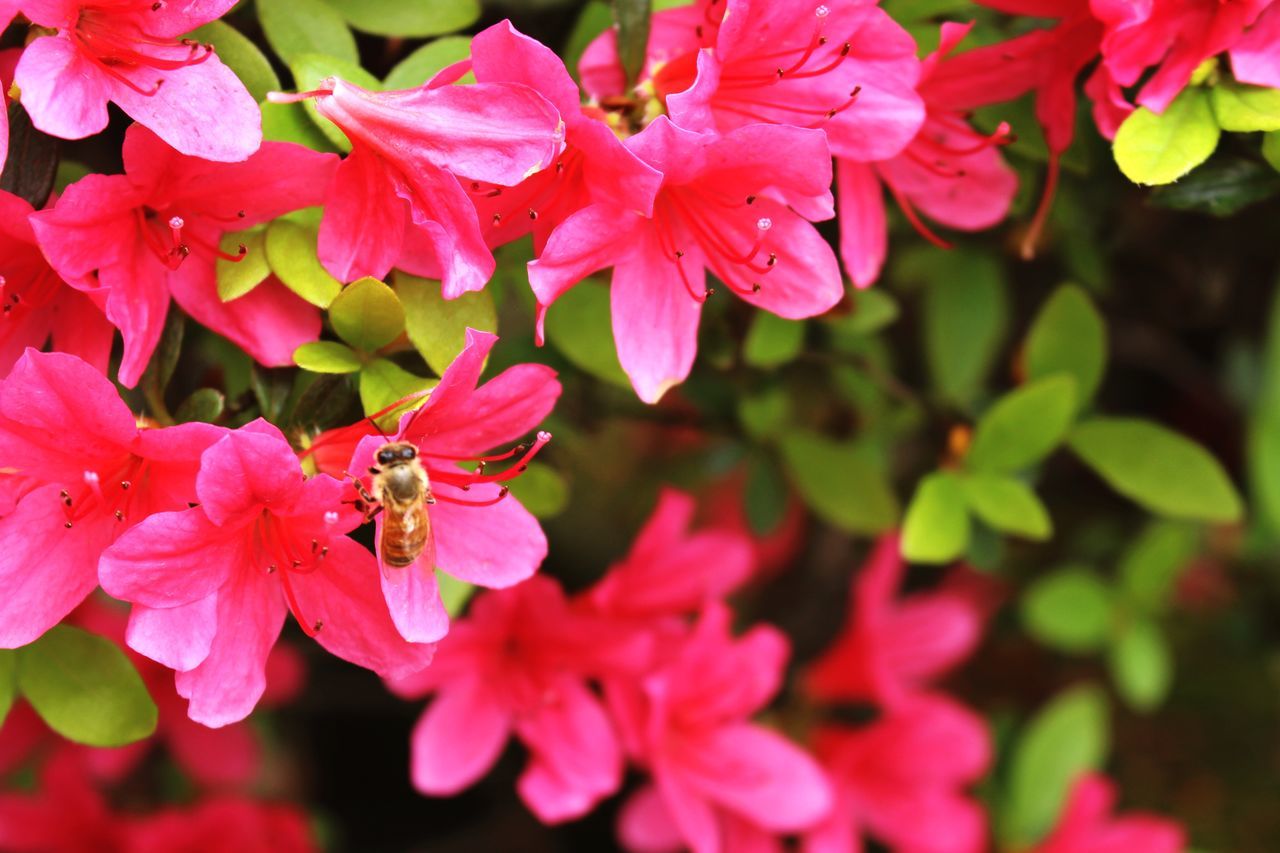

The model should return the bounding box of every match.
[745,452,789,534]
[615,0,653,87]
[294,341,363,374]
[544,280,631,390]
[1250,281,1280,538]
[901,471,970,564]
[780,432,899,534]
[737,387,792,442]
[384,36,474,89]
[438,572,475,617]
[1024,285,1107,411]
[17,626,157,748]
[967,375,1077,472]
[0,651,15,727]
[396,272,497,375]
[217,229,271,302]
[288,53,381,152]
[174,388,225,424]
[1109,619,1173,712]
[189,21,281,102]
[1117,522,1199,613]
[829,287,900,336]
[743,313,804,368]
[1068,417,1244,522]
[320,0,479,38]
[261,99,337,151]
[1021,567,1114,653]
[923,249,1008,409]
[961,473,1052,540]
[330,277,405,352]
[258,0,357,65]
[506,462,569,519]
[265,220,342,308]
[1113,88,1221,185]
[1265,131,1280,172]
[1210,81,1280,132]
[1003,685,1109,847]
[1149,157,1280,216]
[359,358,436,415]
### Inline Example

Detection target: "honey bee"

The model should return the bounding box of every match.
[355,441,435,572]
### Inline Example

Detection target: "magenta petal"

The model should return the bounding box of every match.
[416,364,561,458]
[470,20,584,122]
[13,35,111,140]
[430,484,546,588]
[618,784,687,853]
[653,762,722,853]
[410,680,512,795]
[317,145,408,283]
[399,167,497,299]
[98,508,239,609]
[527,203,642,318]
[195,425,306,527]
[402,328,497,435]
[1231,4,1280,88]
[291,537,435,679]
[0,485,110,648]
[0,349,136,452]
[125,597,218,672]
[380,558,450,644]
[836,160,888,289]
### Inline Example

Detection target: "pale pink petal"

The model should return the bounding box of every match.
[125,598,219,672]
[13,35,111,140]
[1231,4,1280,89]
[836,160,887,289]
[618,784,687,853]
[380,558,450,644]
[98,508,239,608]
[430,482,547,588]
[409,679,512,795]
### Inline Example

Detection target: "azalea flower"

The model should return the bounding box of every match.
[459,20,662,254]
[529,117,843,403]
[1031,773,1185,853]
[610,605,832,853]
[340,328,560,644]
[837,23,1018,287]
[269,75,564,294]
[388,575,648,823]
[29,124,336,387]
[0,349,224,648]
[804,534,988,709]
[0,189,113,377]
[13,0,261,162]
[0,45,17,176]
[0,749,125,851]
[99,420,434,727]
[802,694,992,853]
[1231,3,1280,89]
[128,795,318,853]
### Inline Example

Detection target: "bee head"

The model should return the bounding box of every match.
[376,444,417,466]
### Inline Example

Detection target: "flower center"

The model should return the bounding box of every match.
[257,510,337,638]
[72,2,214,96]
[654,188,778,303]
[57,455,150,532]
[467,147,587,230]
[417,431,553,507]
[0,265,64,323]
[134,209,247,270]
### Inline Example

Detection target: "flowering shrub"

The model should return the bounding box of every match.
[0,0,1276,849]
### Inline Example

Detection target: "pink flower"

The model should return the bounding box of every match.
[29,124,336,387]
[0,349,224,648]
[1231,3,1280,89]
[342,328,560,644]
[837,23,1019,287]
[610,605,832,853]
[0,45,17,175]
[0,749,125,851]
[128,795,318,853]
[270,75,564,294]
[13,0,261,162]
[99,420,433,727]
[584,487,755,622]
[529,117,843,403]
[804,534,986,710]
[457,20,662,254]
[802,694,992,853]
[0,189,113,377]
[1031,773,1185,853]
[388,575,647,823]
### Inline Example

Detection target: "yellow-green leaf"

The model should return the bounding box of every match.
[396,271,496,375]
[294,341,363,374]
[265,219,342,308]
[1114,87,1221,185]
[330,277,405,352]
[217,229,271,302]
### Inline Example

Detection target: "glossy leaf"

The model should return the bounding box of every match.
[189,21,281,103]
[967,376,1077,473]
[294,341,363,374]
[384,37,474,89]
[1118,522,1199,614]
[216,229,271,302]
[506,462,569,519]
[321,0,480,38]
[922,249,1008,409]
[330,277,405,352]
[360,358,436,415]
[265,220,342,308]
[780,432,899,534]
[961,473,1052,540]
[174,388,226,424]
[544,281,631,390]
[397,272,497,375]
[258,0,358,65]
[1021,567,1114,653]
[902,471,970,564]
[1210,81,1280,132]
[1113,87,1220,186]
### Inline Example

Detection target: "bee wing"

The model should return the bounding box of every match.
[379,501,435,584]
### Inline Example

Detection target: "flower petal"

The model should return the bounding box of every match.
[99,508,239,609]
[409,679,512,795]
[317,144,408,283]
[125,598,219,673]
[430,482,547,588]
[195,424,305,527]
[13,35,111,141]
[836,160,887,289]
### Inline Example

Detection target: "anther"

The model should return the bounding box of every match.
[319,546,329,557]
[324,510,339,525]
[114,510,124,521]
[313,621,324,632]
[528,209,539,220]
[311,539,319,553]
[492,214,503,224]
[121,481,131,490]
[746,195,756,205]
[757,217,773,232]
[291,559,302,568]
[64,521,72,529]
[267,564,277,574]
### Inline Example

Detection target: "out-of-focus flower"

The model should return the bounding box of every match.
[128,795,317,853]
[529,117,843,404]
[270,75,563,293]
[13,0,261,162]
[0,350,224,648]
[1030,773,1185,853]
[0,189,113,377]
[0,749,125,851]
[389,575,648,822]
[100,420,433,727]
[29,125,336,386]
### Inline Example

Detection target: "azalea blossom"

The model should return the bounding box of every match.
[610,605,832,853]
[388,575,648,823]
[29,124,336,387]
[0,349,225,648]
[802,694,992,853]
[0,44,17,175]
[837,23,1018,287]
[529,117,843,403]
[0,189,113,377]
[337,329,560,644]
[268,75,564,294]
[1230,3,1280,89]
[804,534,987,709]
[99,420,434,727]
[13,0,261,162]
[1031,773,1185,853]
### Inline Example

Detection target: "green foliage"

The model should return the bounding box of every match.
[1209,81,1280,132]
[1068,417,1244,522]
[1118,522,1200,613]
[330,277,405,352]
[217,229,271,301]
[920,249,1008,409]
[189,21,281,102]
[1150,157,1280,216]
[614,0,654,87]
[319,0,479,38]
[507,463,570,519]
[1023,285,1107,411]
[780,432,899,535]
[1109,619,1173,712]
[1265,132,1280,171]
[1113,87,1221,185]
[175,388,227,424]
[0,651,14,727]
[1002,685,1110,847]
[743,313,805,368]
[961,473,1053,540]
[359,358,436,415]
[902,471,970,563]
[438,573,475,617]
[17,626,157,748]
[543,281,631,390]
[257,0,358,65]
[966,375,1077,473]
[261,99,336,151]
[1249,282,1280,538]
[265,220,342,308]
[384,37,474,89]
[1021,567,1114,653]
[294,341,363,374]
[397,272,498,375]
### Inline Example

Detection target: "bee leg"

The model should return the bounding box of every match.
[425,488,436,506]
[362,503,384,523]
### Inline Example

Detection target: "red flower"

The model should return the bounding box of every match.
[1031,773,1184,853]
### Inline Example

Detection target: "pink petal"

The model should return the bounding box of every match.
[380,559,450,644]
[430,482,547,588]
[125,598,219,673]
[195,425,306,527]
[398,165,497,299]
[12,35,111,140]
[401,327,498,438]
[49,290,114,378]
[702,123,835,212]
[836,160,887,289]
[290,536,435,679]
[618,784,687,853]
[575,119,664,218]
[317,145,408,283]
[881,134,1017,232]
[416,364,561,458]
[409,679,512,795]
[0,485,110,648]
[653,761,724,853]
[98,508,240,609]
[166,711,261,787]
[470,20,584,123]
[881,597,982,690]
[526,203,643,326]
[0,349,136,452]
[1231,4,1280,89]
